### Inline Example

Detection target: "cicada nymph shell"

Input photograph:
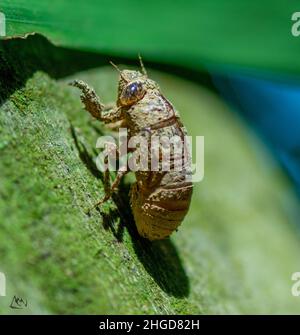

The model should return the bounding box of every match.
[70,59,193,240]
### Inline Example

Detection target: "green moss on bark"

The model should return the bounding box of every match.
[0,35,300,314]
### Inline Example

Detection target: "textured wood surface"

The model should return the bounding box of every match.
[0,35,300,314]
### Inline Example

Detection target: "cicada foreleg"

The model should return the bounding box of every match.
[69,80,123,124]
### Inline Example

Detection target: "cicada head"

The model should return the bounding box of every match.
[110,61,159,107]
[117,70,146,106]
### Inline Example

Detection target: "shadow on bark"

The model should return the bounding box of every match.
[70,123,190,298]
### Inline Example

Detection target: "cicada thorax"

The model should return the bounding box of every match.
[126,91,193,240]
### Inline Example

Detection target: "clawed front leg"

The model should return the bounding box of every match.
[69,80,129,212]
[69,80,122,124]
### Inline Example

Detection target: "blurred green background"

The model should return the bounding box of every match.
[2,0,300,77]
[0,1,300,314]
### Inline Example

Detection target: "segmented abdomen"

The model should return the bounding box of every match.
[130,179,193,240]
[130,122,193,240]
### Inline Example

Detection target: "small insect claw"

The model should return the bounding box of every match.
[68,79,78,87]
[68,80,87,92]
[86,194,112,213]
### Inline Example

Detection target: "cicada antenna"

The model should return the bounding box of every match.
[138,54,147,76]
[109,61,128,82]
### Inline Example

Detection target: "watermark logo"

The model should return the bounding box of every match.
[0,12,6,37]
[95,129,204,183]
[291,12,300,37]
[10,295,28,309]
[0,271,6,297]
[291,272,300,297]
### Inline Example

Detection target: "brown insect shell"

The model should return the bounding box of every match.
[117,70,173,134]
[115,69,193,240]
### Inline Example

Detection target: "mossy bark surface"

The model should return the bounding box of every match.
[0,35,300,314]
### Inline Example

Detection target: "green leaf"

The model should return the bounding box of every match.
[1,0,300,78]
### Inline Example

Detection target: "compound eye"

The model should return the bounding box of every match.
[120,81,145,106]
[127,82,143,97]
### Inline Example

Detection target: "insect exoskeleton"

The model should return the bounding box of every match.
[69,58,193,240]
